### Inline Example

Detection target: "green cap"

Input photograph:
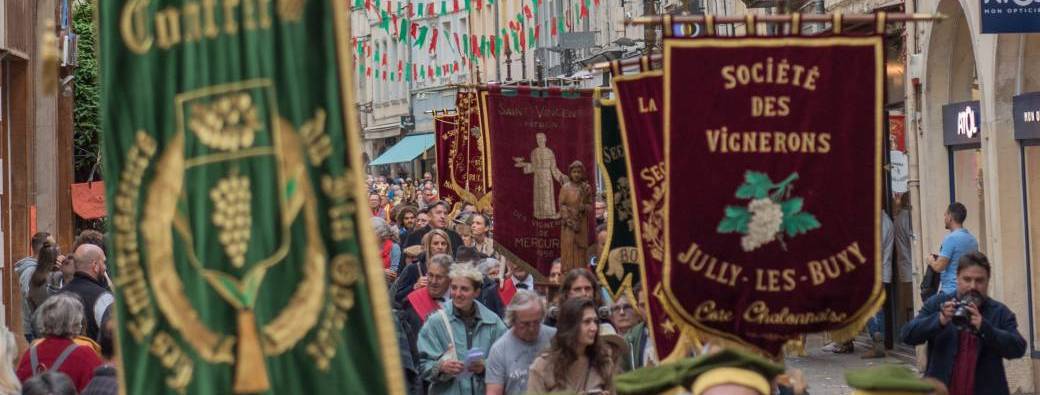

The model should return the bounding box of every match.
[615,348,785,395]
[845,365,935,393]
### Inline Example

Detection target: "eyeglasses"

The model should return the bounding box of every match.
[611,304,634,313]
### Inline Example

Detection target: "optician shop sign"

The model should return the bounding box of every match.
[943,101,982,147]
[981,0,1040,33]
[1014,92,1040,140]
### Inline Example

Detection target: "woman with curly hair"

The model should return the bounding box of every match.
[527,297,616,394]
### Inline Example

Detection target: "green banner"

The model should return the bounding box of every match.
[100,1,403,394]
[594,98,640,300]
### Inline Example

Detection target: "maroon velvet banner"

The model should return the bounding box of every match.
[612,69,684,360]
[483,87,597,276]
[435,92,490,211]
[663,37,885,356]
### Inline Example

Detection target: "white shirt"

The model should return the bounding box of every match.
[511,275,534,291]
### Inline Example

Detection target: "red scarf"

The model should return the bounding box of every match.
[499,277,517,306]
[406,288,441,323]
[381,240,393,269]
[948,331,979,395]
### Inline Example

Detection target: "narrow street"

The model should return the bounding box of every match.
[786,336,918,395]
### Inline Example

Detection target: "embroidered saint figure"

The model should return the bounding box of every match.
[513,133,566,219]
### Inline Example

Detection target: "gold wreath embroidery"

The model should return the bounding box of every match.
[189,93,260,152]
[641,183,667,262]
[211,172,252,268]
[616,178,634,232]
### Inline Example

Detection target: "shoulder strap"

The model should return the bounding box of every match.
[50,343,81,372]
[438,309,456,351]
[29,345,41,376]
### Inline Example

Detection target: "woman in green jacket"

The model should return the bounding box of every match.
[418,263,508,395]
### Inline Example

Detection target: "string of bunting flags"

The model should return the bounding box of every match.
[351,0,609,85]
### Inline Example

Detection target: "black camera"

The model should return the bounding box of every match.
[951,292,983,330]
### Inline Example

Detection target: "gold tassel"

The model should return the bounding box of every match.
[233,310,271,394]
[41,19,60,94]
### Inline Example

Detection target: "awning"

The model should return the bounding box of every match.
[71,181,106,219]
[369,133,435,166]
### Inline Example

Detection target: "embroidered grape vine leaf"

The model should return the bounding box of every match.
[735,171,774,199]
[717,206,750,234]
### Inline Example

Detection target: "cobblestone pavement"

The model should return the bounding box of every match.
[784,338,917,395]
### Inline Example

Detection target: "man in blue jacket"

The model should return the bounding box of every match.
[901,251,1026,395]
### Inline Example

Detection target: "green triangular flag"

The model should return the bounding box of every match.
[511,30,519,52]
[405,63,412,81]
[441,1,447,14]
[435,64,442,77]
[355,0,364,9]
[416,26,429,47]
[399,18,409,43]
[494,35,503,57]
[462,33,469,55]
[380,11,390,30]
[528,27,535,48]
[418,2,424,16]
[465,0,471,10]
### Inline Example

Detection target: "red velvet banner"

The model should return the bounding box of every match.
[434,91,490,213]
[612,69,684,360]
[483,86,597,276]
[663,37,885,356]
[435,92,490,211]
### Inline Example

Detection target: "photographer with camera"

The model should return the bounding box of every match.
[901,251,1026,395]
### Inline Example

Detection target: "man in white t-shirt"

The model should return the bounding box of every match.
[485,290,555,395]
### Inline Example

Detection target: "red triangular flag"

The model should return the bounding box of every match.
[453,0,459,12]
[524,5,532,19]
[490,38,496,57]
[581,4,588,17]
[428,65,434,78]
[551,17,557,35]
[427,2,435,15]
[453,32,461,54]
[430,28,439,52]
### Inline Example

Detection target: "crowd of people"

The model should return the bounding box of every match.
[0,229,118,395]
[371,174,650,395]
[373,173,1028,395]
[0,172,1023,395]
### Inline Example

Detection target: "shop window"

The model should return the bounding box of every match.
[1024,145,1040,348]
[951,148,986,251]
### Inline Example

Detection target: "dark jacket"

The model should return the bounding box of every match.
[62,272,114,341]
[901,293,1026,394]
[393,259,429,308]
[403,225,464,256]
[478,278,504,318]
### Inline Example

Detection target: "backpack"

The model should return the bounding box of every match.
[920,265,940,303]
[29,342,81,377]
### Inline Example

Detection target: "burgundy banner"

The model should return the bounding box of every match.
[483,87,596,276]
[663,37,885,356]
[435,92,490,211]
[612,70,684,360]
